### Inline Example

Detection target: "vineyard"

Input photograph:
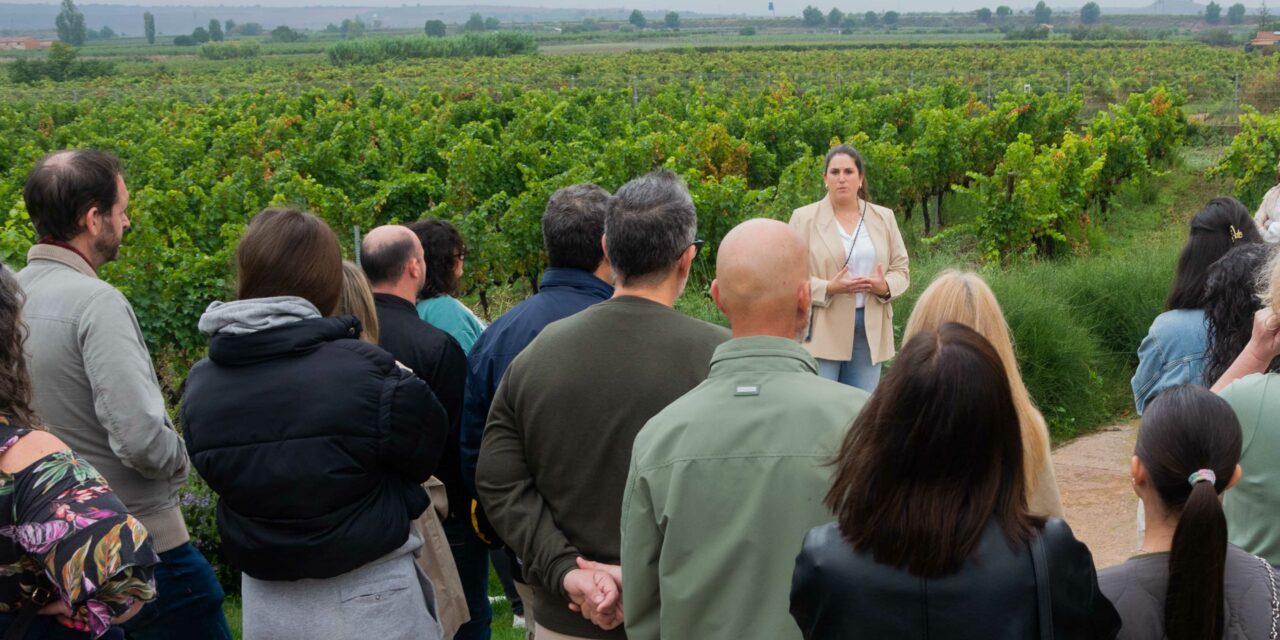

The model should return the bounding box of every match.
[0,40,1271,442]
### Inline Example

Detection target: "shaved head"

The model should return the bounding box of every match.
[712,219,810,339]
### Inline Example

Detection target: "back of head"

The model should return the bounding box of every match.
[1168,197,1261,311]
[1203,243,1274,384]
[338,260,379,344]
[1136,385,1243,640]
[236,207,343,316]
[0,265,35,427]
[826,323,1036,578]
[406,219,465,299]
[606,169,697,287]
[360,226,418,288]
[1260,241,1280,321]
[713,218,808,337]
[22,149,122,242]
[544,184,610,272]
[903,271,1049,498]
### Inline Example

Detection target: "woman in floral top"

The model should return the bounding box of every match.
[0,265,158,638]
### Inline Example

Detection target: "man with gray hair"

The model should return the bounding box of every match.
[477,170,729,640]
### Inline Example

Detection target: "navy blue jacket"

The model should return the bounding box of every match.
[461,268,613,496]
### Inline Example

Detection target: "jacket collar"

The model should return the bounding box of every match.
[25,243,96,278]
[815,196,885,265]
[208,316,360,365]
[373,292,417,315]
[539,267,614,300]
[708,336,819,376]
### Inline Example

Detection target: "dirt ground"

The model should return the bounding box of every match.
[1052,421,1140,569]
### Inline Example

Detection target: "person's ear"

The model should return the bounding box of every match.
[797,281,811,334]
[81,206,103,237]
[1130,455,1146,492]
[711,280,726,315]
[1227,464,1243,491]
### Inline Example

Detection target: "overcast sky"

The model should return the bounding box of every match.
[0,0,1209,11]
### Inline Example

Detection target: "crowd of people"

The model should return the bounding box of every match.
[0,145,1277,640]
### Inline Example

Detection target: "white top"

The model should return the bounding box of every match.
[837,216,877,309]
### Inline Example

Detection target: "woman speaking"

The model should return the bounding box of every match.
[789,144,909,391]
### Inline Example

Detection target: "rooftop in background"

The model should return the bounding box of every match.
[0,36,51,49]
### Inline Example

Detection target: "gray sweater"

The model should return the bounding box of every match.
[16,244,190,552]
[1098,544,1276,639]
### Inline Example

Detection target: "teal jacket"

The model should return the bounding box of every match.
[621,336,868,640]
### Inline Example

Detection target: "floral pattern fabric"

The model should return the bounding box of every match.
[0,422,158,638]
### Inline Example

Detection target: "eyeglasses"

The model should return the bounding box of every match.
[690,239,706,258]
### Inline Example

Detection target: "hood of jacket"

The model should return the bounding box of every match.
[201,298,362,366]
[198,296,322,337]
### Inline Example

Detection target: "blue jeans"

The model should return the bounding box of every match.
[122,543,231,640]
[817,308,881,392]
[444,518,492,640]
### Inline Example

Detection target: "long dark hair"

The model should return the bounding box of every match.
[1166,197,1261,311]
[1204,243,1277,385]
[407,219,466,299]
[826,323,1040,577]
[0,265,36,428]
[824,144,871,203]
[1136,385,1242,640]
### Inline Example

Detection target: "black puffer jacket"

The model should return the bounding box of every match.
[790,518,1121,640]
[182,315,448,581]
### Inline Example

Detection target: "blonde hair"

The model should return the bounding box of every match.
[1262,247,1280,316]
[338,260,379,345]
[902,270,1050,500]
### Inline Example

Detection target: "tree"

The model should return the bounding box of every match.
[841,14,859,28]
[630,9,647,28]
[270,25,303,42]
[424,19,446,36]
[976,7,993,21]
[1080,2,1101,23]
[802,5,826,26]
[236,22,263,36]
[1034,0,1052,22]
[884,10,899,24]
[55,0,87,46]
[1228,2,1246,23]
[341,18,366,38]
[484,16,500,30]
[828,7,845,26]
[97,26,115,39]
[864,10,880,26]
[996,5,1013,18]
[225,19,235,35]
[173,35,196,46]
[1205,1,1222,22]
[144,11,155,44]
[208,19,224,41]
[740,25,757,35]
[664,11,680,29]
[192,26,210,43]
[465,13,486,32]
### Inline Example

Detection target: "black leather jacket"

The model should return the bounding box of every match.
[790,519,1121,639]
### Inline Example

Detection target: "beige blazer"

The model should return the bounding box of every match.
[789,197,909,365]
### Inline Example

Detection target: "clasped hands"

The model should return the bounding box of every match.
[828,264,888,298]
[563,557,624,630]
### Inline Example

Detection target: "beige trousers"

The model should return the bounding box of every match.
[534,624,594,640]
[514,580,537,640]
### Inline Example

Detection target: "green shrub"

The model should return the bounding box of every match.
[6,43,114,84]
[180,472,238,594]
[200,41,261,60]
[328,32,538,65]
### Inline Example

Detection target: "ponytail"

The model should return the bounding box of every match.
[1135,386,1243,640]
[1165,472,1228,640]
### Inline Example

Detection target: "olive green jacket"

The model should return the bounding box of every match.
[620,336,868,640]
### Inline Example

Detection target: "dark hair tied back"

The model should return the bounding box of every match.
[1136,385,1243,640]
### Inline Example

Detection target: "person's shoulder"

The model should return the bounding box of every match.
[1220,371,1275,403]
[790,199,823,223]
[0,429,70,475]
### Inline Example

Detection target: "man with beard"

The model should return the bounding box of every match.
[16,150,230,638]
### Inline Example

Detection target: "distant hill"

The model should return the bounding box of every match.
[1102,0,1210,15]
[0,4,705,36]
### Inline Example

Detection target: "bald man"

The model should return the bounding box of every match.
[619,219,870,640]
[361,225,480,635]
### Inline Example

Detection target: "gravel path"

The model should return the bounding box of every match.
[1052,421,1140,569]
